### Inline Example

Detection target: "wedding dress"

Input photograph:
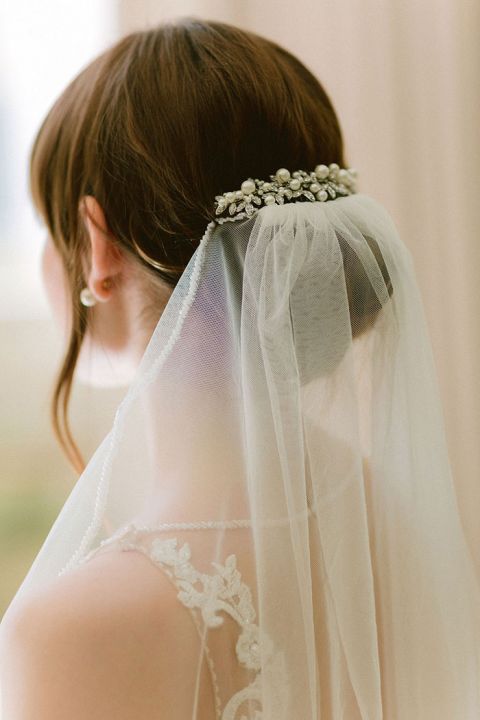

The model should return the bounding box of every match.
[2,166,480,718]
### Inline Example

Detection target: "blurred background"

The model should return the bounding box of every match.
[1,0,479,616]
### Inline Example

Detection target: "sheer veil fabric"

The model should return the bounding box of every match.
[5,193,480,718]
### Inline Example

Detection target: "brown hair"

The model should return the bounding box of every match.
[29,16,350,473]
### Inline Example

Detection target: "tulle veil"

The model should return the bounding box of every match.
[5,189,480,718]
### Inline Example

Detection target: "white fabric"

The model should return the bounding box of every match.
[4,193,480,718]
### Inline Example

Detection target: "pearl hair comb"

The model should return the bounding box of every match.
[214,163,358,223]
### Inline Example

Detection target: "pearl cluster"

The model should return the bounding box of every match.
[214,163,358,223]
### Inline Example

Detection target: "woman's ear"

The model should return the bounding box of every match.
[79,196,125,303]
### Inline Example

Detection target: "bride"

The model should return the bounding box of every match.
[1,16,479,720]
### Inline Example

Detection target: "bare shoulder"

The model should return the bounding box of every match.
[2,547,177,649]
[1,547,202,719]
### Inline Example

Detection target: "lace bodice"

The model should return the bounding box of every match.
[78,523,288,719]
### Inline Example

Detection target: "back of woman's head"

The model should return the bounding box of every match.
[29,16,349,470]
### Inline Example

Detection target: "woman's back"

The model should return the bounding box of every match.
[1,536,218,719]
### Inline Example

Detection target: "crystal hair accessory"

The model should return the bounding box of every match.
[214,163,358,223]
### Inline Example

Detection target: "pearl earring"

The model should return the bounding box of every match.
[80,287,97,307]
[80,278,113,307]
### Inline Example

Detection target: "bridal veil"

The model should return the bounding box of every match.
[4,177,480,718]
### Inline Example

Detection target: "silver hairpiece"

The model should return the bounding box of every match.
[214,164,358,223]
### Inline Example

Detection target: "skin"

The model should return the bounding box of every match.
[0,200,213,719]
[0,546,213,719]
[41,196,172,387]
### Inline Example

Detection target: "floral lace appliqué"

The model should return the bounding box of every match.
[150,538,262,664]
[114,531,289,720]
